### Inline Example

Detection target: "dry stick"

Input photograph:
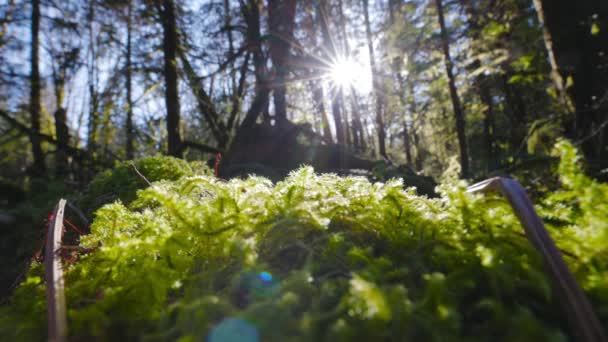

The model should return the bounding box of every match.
[45,199,67,342]
[467,177,607,342]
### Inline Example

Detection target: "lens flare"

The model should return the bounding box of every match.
[208,317,259,342]
[328,57,372,93]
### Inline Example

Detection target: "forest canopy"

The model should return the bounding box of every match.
[0,0,606,182]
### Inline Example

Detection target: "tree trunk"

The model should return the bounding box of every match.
[363,0,386,158]
[240,0,269,129]
[52,72,69,177]
[435,0,469,177]
[268,0,297,128]
[125,0,134,159]
[160,0,182,157]
[29,0,45,177]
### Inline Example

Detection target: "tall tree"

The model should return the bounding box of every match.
[434,0,469,177]
[533,0,608,163]
[50,51,74,177]
[268,0,297,127]
[158,0,182,157]
[29,0,45,177]
[87,0,99,163]
[363,0,386,158]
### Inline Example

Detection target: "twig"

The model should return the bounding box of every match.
[130,162,152,187]
[467,177,607,342]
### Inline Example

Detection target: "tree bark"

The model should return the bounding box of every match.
[29,0,45,177]
[435,0,469,177]
[363,0,386,158]
[159,0,182,157]
[125,0,134,159]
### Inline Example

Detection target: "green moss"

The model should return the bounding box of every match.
[1,142,607,341]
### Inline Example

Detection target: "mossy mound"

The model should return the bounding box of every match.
[78,155,212,217]
[1,141,607,341]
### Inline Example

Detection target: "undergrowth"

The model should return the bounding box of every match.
[0,140,606,341]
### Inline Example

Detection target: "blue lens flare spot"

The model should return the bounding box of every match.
[209,317,259,342]
[259,271,272,283]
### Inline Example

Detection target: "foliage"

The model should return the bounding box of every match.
[0,141,607,341]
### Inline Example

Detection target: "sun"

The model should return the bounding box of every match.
[328,56,372,93]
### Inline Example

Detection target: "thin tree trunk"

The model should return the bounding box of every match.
[317,0,345,144]
[349,87,366,151]
[125,0,134,159]
[331,87,345,144]
[435,0,469,177]
[311,81,333,142]
[343,95,351,146]
[29,0,45,177]
[87,0,99,165]
[363,0,386,158]
[160,0,182,157]
[223,0,236,92]
[480,84,494,171]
